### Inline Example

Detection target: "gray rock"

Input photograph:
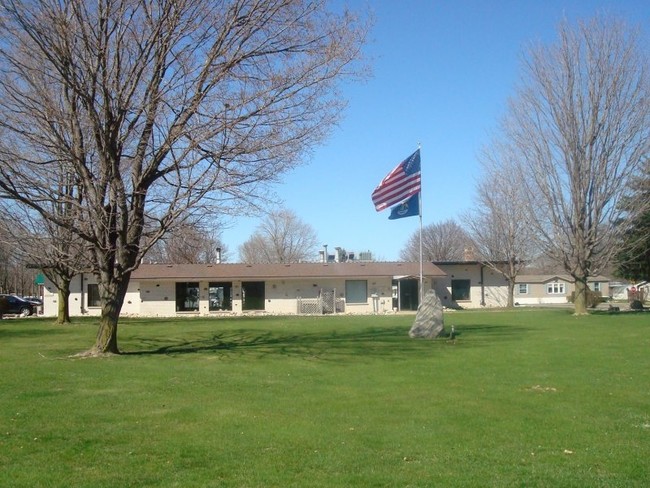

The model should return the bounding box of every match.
[409,289,445,339]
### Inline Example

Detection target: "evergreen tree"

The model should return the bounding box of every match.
[616,160,650,281]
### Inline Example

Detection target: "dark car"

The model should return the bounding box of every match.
[0,294,36,316]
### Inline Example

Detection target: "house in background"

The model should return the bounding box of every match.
[610,280,648,301]
[514,274,610,305]
[40,261,446,318]
[610,281,631,300]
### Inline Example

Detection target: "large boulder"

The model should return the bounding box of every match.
[409,289,445,339]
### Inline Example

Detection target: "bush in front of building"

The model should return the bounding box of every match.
[568,289,606,308]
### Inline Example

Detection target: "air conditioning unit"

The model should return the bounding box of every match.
[358,251,373,261]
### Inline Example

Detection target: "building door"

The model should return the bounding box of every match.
[398,279,419,311]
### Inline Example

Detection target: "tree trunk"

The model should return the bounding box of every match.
[507,280,515,308]
[83,276,130,356]
[573,277,589,315]
[93,310,120,355]
[56,280,71,324]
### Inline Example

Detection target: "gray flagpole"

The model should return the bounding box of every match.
[418,144,423,304]
[419,192,423,304]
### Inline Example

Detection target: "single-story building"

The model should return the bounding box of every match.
[432,261,611,308]
[41,261,446,317]
[432,261,510,308]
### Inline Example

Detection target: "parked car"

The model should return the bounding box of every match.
[22,296,43,306]
[0,294,36,316]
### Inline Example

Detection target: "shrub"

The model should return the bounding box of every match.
[568,288,606,308]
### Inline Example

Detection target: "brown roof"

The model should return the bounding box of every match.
[131,261,445,281]
[517,274,610,283]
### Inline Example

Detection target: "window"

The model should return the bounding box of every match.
[546,282,565,295]
[176,282,199,312]
[451,279,471,301]
[518,283,529,294]
[345,280,367,304]
[87,284,100,307]
[592,282,601,292]
[209,282,232,311]
[242,281,265,311]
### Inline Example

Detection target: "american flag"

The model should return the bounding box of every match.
[371,149,421,211]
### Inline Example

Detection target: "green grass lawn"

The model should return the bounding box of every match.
[1,309,649,487]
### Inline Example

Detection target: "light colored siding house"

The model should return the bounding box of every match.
[41,261,446,317]
[514,274,610,305]
[431,261,510,309]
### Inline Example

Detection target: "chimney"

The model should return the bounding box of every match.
[216,247,222,264]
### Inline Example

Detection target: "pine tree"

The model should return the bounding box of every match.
[616,160,650,281]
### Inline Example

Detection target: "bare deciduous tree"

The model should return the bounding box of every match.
[464,143,537,307]
[400,220,473,262]
[0,0,369,354]
[146,222,227,264]
[239,209,318,263]
[1,147,91,323]
[502,16,649,314]
[0,223,39,297]
[0,202,89,323]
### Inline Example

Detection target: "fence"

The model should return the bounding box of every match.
[297,289,345,315]
[627,288,646,303]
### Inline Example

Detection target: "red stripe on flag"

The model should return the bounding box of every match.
[372,171,421,211]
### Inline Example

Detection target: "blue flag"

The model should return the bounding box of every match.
[388,193,420,220]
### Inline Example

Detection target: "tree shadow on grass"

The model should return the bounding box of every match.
[460,324,533,334]
[0,327,52,339]
[121,322,530,360]
[0,319,65,339]
[123,327,415,361]
[444,323,533,348]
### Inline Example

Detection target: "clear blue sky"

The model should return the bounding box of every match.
[221,0,649,262]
